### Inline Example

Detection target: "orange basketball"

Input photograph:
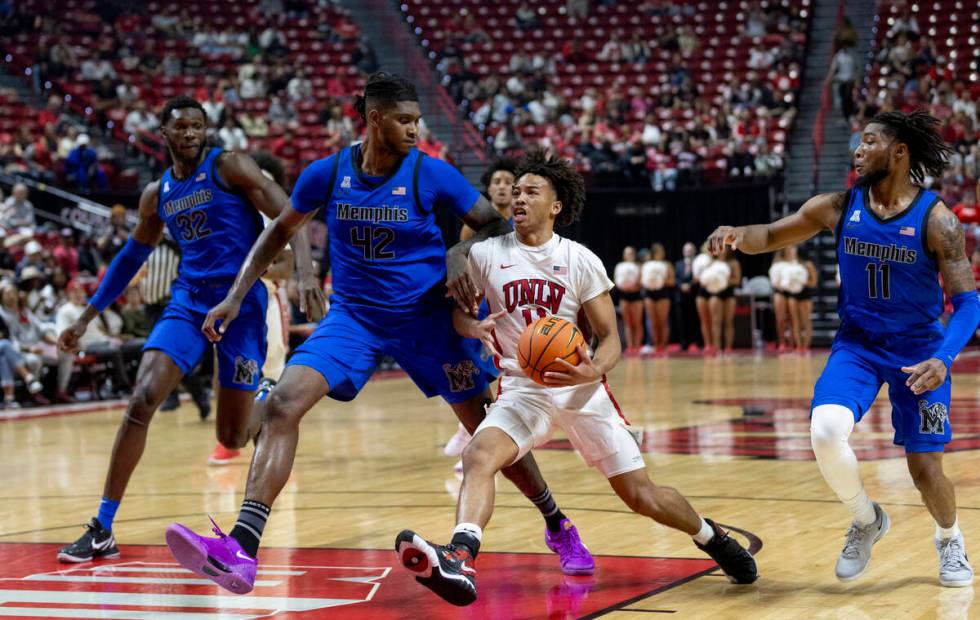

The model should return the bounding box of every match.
[517,315,585,385]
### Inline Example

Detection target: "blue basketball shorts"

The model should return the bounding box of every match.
[287,299,497,403]
[143,279,268,390]
[811,326,951,453]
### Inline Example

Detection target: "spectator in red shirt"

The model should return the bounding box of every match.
[36,95,62,130]
[52,228,79,277]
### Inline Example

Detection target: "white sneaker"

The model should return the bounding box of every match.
[937,533,974,587]
[443,424,472,457]
[835,502,889,581]
[27,380,43,394]
[639,345,655,356]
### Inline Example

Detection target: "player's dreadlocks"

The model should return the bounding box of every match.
[515,150,586,228]
[872,110,952,185]
[160,95,205,124]
[480,156,518,190]
[354,72,419,121]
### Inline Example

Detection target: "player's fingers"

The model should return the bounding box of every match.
[552,357,577,371]
[543,371,572,386]
[488,310,507,321]
[482,338,501,358]
[903,365,926,386]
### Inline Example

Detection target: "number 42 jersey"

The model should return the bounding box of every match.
[469,232,613,375]
[835,186,944,333]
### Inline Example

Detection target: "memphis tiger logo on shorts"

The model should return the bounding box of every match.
[918,400,949,434]
[443,360,480,393]
[233,356,259,386]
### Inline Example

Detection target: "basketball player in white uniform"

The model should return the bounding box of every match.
[395,151,758,607]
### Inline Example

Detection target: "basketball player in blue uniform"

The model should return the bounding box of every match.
[56,96,324,563]
[165,73,593,594]
[707,110,978,587]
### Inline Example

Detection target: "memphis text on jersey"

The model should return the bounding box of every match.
[842,237,917,264]
[163,189,214,217]
[335,203,409,224]
[503,279,566,313]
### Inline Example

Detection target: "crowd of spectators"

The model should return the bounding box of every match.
[426,0,805,188]
[846,1,978,212]
[0,0,389,186]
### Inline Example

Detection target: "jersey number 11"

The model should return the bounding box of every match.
[866,262,890,299]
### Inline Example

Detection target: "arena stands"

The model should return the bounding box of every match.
[401,0,811,187]
[860,0,979,211]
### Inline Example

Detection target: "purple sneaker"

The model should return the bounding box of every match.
[545,519,595,575]
[165,517,257,594]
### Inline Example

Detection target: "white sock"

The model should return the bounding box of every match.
[692,518,714,545]
[811,405,876,525]
[937,518,960,541]
[453,522,483,543]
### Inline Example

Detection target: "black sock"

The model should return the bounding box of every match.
[229,499,270,558]
[451,532,481,559]
[529,488,566,532]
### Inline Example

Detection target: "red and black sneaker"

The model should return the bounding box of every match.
[395,530,477,606]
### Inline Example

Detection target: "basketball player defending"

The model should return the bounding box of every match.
[165,73,592,594]
[445,157,518,459]
[707,111,977,587]
[395,151,758,606]
[56,96,325,563]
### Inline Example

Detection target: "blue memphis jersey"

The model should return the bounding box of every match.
[158,147,262,283]
[836,186,944,332]
[291,145,479,308]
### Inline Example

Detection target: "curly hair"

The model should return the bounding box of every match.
[250,150,287,189]
[353,71,419,121]
[514,150,586,227]
[872,110,952,184]
[480,156,518,190]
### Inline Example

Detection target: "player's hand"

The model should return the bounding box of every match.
[469,310,505,358]
[706,225,740,255]
[902,358,947,395]
[202,297,242,343]
[446,250,480,315]
[297,273,327,322]
[57,321,88,353]
[543,345,601,387]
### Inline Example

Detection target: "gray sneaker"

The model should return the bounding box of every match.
[835,502,890,581]
[937,533,974,587]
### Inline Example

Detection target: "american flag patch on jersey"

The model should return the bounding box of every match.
[392,186,407,196]
[899,226,915,236]
[553,265,568,275]
[196,172,206,182]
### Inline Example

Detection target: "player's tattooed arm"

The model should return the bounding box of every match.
[706,191,847,256]
[447,195,512,315]
[929,203,974,296]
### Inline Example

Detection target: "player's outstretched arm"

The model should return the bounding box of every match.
[544,291,620,387]
[59,183,163,353]
[219,152,326,321]
[903,204,980,394]
[448,195,512,315]
[706,191,848,256]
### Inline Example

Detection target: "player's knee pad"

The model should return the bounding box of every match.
[810,404,856,453]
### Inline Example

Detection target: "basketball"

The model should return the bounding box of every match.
[517,315,585,385]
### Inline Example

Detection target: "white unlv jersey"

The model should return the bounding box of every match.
[469,232,613,374]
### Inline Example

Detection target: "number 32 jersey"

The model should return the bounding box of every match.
[835,186,944,333]
[157,147,263,284]
[469,232,613,375]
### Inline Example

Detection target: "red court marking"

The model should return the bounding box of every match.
[0,543,717,619]
[541,397,980,460]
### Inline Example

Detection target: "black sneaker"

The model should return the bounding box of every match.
[695,519,758,584]
[395,530,477,606]
[57,518,120,563]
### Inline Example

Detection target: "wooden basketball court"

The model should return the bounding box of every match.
[2,351,979,618]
